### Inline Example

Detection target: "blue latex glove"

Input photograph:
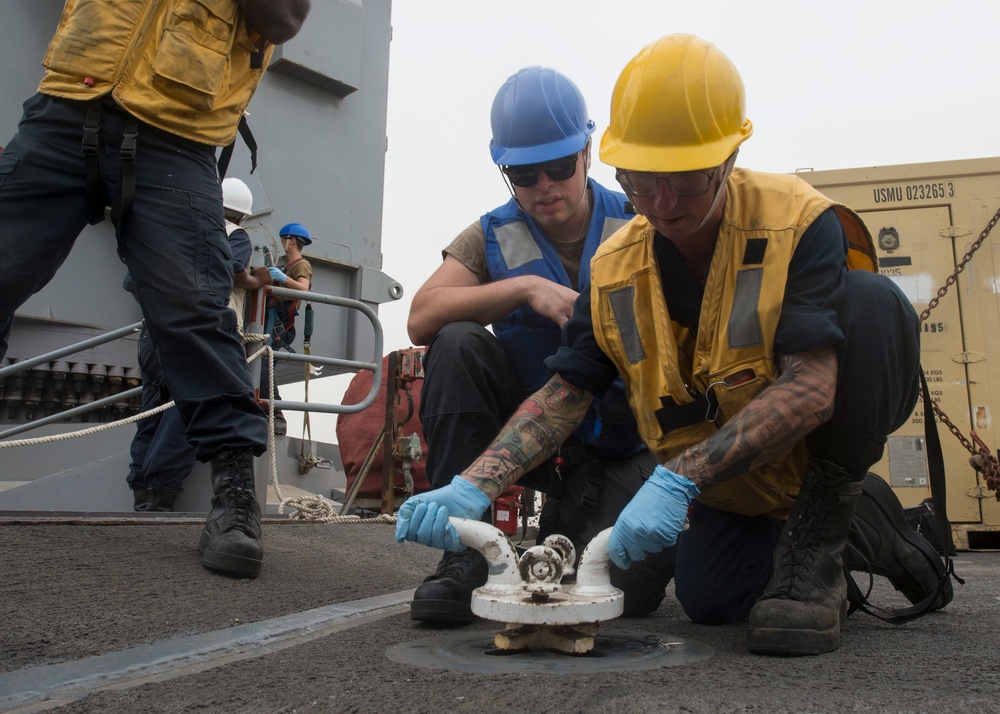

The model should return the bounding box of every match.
[608,465,700,570]
[268,266,287,284]
[395,476,492,552]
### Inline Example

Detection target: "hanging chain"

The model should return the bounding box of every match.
[917,205,1000,498]
[918,206,1000,323]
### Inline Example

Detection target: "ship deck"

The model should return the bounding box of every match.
[1,517,998,713]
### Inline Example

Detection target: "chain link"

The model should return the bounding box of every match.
[917,205,1000,499]
[919,207,1000,323]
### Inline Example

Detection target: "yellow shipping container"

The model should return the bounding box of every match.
[799,157,1000,550]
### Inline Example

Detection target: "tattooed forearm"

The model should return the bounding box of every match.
[463,375,593,499]
[668,348,837,490]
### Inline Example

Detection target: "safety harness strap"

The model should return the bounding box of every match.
[217,114,258,180]
[82,102,106,225]
[537,444,606,543]
[110,116,139,262]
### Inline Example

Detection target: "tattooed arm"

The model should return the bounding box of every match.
[460,374,594,500]
[669,347,838,490]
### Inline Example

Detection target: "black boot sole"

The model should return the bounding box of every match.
[748,596,847,657]
[410,598,476,625]
[198,531,263,579]
[200,549,263,579]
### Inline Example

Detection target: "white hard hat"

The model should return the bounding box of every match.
[222,178,253,217]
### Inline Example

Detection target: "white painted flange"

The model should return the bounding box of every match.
[471,587,623,625]
[449,518,624,627]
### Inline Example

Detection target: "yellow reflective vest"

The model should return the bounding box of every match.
[591,169,876,518]
[38,0,271,146]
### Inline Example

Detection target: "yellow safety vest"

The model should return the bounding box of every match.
[591,169,876,518]
[38,0,271,146]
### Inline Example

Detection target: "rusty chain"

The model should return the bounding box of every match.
[917,204,1000,498]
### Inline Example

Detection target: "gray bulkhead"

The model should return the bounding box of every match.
[0,1,399,512]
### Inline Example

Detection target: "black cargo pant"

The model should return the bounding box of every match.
[674,270,922,624]
[127,326,196,492]
[0,94,267,460]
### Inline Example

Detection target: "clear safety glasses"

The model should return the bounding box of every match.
[615,167,719,198]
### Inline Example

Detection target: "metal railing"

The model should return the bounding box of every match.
[248,285,383,415]
[0,322,143,440]
[0,286,385,442]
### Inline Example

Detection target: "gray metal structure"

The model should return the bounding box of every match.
[0,1,399,512]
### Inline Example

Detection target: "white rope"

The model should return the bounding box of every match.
[282,497,397,524]
[250,336,397,525]
[0,401,174,448]
[0,332,274,450]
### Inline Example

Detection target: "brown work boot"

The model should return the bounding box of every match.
[199,449,263,578]
[748,459,861,656]
[845,472,952,611]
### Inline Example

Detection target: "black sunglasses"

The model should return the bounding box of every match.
[501,152,580,187]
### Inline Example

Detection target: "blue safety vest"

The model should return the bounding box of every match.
[482,179,642,457]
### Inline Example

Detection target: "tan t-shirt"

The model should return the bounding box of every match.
[444,219,586,290]
[276,257,312,302]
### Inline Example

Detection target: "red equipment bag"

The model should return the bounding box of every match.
[336,353,431,502]
[337,349,526,528]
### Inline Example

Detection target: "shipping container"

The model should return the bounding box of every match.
[800,157,1000,549]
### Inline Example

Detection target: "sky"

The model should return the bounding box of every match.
[284,0,1000,435]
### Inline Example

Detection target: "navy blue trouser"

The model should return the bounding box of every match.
[126,327,195,492]
[806,269,922,475]
[0,94,266,460]
[675,269,922,624]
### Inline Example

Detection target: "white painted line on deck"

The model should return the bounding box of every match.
[0,589,415,713]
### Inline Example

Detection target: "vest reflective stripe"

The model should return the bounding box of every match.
[728,267,763,348]
[592,169,874,517]
[494,222,543,270]
[608,286,645,363]
[39,0,269,146]
[602,217,631,241]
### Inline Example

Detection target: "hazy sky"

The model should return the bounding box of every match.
[286,0,1000,433]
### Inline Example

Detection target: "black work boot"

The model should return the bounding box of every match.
[199,449,263,578]
[748,459,862,656]
[146,488,182,513]
[612,547,675,617]
[410,549,488,624]
[132,486,150,512]
[844,472,952,611]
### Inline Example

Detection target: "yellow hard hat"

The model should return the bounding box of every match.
[600,34,753,172]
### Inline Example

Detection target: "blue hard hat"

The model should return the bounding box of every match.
[279,222,312,245]
[489,66,596,166]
